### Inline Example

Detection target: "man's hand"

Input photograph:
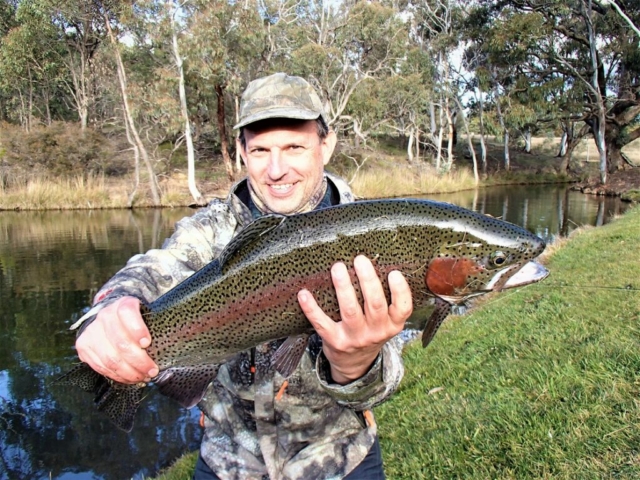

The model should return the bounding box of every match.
[75,296,159,384]
[298,255,413,385]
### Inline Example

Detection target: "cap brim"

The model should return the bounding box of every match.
[233,107,321,130]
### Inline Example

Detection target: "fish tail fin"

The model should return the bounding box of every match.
[55,364,143,432]
[154,364,220,408]
[421,298,452,348]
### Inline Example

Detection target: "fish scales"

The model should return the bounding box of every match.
[58,198,549,431]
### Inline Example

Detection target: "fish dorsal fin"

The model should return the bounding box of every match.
[218,214,285,270]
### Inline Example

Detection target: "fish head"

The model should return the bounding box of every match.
[424,219,548,304]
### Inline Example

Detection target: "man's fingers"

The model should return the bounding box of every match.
[297,289,338,340]
[331,261,363,326]
[353,255,387,322]
[77,321,149,383]
[116,297,152,348]
[387,270,413,327]
[76,296,159,384]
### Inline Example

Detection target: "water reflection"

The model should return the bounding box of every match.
[424,184,628,242]
[0,187,631,479]
[0,208,202,480]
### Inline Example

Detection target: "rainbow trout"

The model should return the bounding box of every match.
[58,199,548,431]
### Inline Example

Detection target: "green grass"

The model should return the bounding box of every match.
[154,207,640,479]
[377,206,640,479]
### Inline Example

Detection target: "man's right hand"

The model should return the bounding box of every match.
[75,296,159,384]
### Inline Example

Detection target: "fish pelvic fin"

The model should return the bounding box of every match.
[55,364,143,432]
[273,334,310,378]
[154,364,220,409]
[421,297,452,348]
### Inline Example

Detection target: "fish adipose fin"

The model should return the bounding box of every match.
[421,297,452,347]
[154,364,220,408]
[273,334,310,378]
[55,364,143,432]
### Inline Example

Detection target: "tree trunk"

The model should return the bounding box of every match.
[215,84,235,181]
[435,101,444,171]
[495,91,510,170]
[407,128,414,163]
[123,108,140,208]
[235,95,242,173]
[558,130,568,157]
[104,14,160,206]
[523,128,532,153]
[454,96,479,185]
[172,21,203,205]
[583,0,607,184]
[477,92,488,173]
[429,102,437,145]
[445,96,454,171]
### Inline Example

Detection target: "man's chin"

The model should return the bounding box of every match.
[263,198,300,215]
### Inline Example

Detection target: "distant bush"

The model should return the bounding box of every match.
[0,122,129,182]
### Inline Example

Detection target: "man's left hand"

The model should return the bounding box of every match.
[298,254,413,385]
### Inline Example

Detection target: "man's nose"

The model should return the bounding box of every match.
[267,149,287,178]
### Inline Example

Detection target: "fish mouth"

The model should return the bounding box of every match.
[486,261,549,291]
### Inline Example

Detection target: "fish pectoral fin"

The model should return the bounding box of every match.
[273,334,310,378]
[154,364,219,409]
[421,297,452,348]
[55,363,142,432]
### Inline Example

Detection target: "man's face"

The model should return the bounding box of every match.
[239,120,337,215]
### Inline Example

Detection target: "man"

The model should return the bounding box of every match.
[74,72,413,480]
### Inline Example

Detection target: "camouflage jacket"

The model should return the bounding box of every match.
[88,173,405,480]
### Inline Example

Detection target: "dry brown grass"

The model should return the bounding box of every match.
[350,164,478,199]
[0,171,230,210]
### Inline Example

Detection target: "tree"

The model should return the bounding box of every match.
[187,0,266,181]
[466,0,640,184]
[100,0,161,205]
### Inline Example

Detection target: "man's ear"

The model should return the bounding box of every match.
[321,130,337,166]
[236,137,248,167]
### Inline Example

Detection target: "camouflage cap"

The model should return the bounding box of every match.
[233,73,327,130]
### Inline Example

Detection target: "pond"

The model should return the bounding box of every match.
[0,185,630,479]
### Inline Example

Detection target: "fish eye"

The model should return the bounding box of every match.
[491,251,507,266]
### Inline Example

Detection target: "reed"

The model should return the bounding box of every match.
[351,165,478,199]
[0,173,206,210]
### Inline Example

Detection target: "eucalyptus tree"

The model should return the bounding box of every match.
[186,0,266,180]
[466,0,640,184]
[408,0,467,172]
[0,0,67,129]
[280,0,407,143]
[98,0,161,205]
[44,0,106,130]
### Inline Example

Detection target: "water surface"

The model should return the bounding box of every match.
[0,186,630,479]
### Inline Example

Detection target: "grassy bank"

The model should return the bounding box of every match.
[152,208,640,478]
[0,162,572,211]
[0,134,581,210]
[379,205,640,478]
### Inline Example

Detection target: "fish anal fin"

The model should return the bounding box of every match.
[55,363,143,432]
[421,297,452,348]
[154,364,219,409]
[273,334,310,378]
